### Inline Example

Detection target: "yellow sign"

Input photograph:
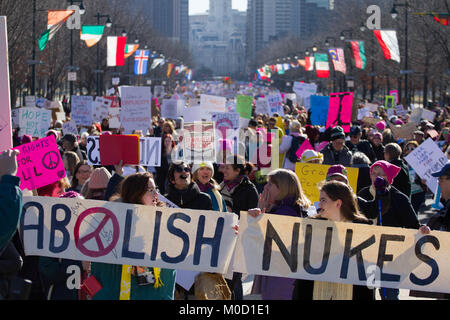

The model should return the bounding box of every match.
[295,163,359,203]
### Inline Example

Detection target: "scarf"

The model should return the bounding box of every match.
[223,175,244,193]
[197,181,213,193]
[119,265,163,300]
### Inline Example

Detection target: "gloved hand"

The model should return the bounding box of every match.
[374,176,389,196]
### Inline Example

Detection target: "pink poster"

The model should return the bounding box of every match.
[326,92,354,133]
[389,90,399,104]
[0,17,12,152]
[14,135,66,191]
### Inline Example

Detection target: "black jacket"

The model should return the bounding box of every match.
[165,182,212,210]
[346,139,376,163]
[371,142,385,161]
[322,143,353,166]
[358,185,420,229]
[389,158,411,198]
[220,176,259,218]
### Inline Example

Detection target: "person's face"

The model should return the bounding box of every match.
[264,178,280,204]
[371,165,388,185]
[438,175,450,201]
[141,178,159,206]
[350,133,361,145]
[159,119,165,127]
[164,137,173,150]
[196,167,212,185]
[372,137,381,146]
[268,121,276,129]
[76,165,92,185]
[223,164,240,181]
[319,191,342,222]
[328,175,348,184]
[332,139,345,152]
[163,124,171,133]
[80,135,87,145]
[404,144,416,156]
[62,140,72,151]
[171,165,191,190]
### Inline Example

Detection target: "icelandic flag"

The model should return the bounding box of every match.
[134,50,149,75]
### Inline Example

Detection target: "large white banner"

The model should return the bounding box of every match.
[21,197,238,274]
[233,212,450,294]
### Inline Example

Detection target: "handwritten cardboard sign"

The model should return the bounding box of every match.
[62,120,79,136]
[21,196,238,274]
[266,93,284,117]
[19,107,52,138]
[119,86,152,134]
[390,122,417,141]
[14,135,66,190]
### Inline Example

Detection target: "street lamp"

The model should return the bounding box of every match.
[391,1,409,105]
[325,37,336,47]
[95,13,112,96]
[67,1,85,97]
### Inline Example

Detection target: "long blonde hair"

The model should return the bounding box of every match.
[268,169,311,209]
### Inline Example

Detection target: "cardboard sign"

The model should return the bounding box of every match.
[14,135,66,190]
[0,17,11,152]
[62,120,79,136]
[326,92,353,133]
[99,135,140,166]
[233,212,450,295]
[71,96,93,126]
[92,97,111,122]
[362,117,381,128]
[21,197,238,274]
[405,138,448,194]
[119,86,152,134]
[19,107,52,138]
[200,94,226,113]
[295,163,359,203]
[390,122,417,141]
[183,122,216,163]
[310,95,329,126]
[236,95,253,119]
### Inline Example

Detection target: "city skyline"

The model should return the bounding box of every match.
[189,0,248,15]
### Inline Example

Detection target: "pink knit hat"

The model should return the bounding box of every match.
[88,167,112,189]
[376,121,386,131]
[370,160,401,185]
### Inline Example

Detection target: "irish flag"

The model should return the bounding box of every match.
[314,53,330,78]
[124,44,140,59]
[373,30,401,63]
[80,25,105,47]
[107,36,127,67]
[38,10,75,51]
[350,41,367,70]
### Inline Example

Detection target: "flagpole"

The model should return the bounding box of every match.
[31,0,36,96]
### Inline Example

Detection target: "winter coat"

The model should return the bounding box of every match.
[0,241,23,299]
[389,158,411,198]
[322,143,353,166]
[165,182,212,210]
[0,175,22,250]
[219,176,259,218]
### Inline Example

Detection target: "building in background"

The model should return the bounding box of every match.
[189,0,247,78]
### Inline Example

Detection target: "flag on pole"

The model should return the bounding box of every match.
[80,25,105,47]
[305,56,315,71]
[373,30,401,63]
[134,50,149,75]
[314,53,330,78]
[429,13,449,26]
[186,69,193,81]
[328,48,347,74]
[151,58,165,70]
[38,10,75,51]
[124,44,140,59]
[107,36,127,67]
[167,63,174,77]
[350,41,367,70]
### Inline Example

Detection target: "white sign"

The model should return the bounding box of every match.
[405,138,448,194]
[267,93,284,116]
[62,120,79,136]
[71,96,93,126]
[119,86,152,134]
[161,99,179,119]
[255,99,270,115]
[68,72,77,82]
[0,17,11,152]
[18,107,52,138]
[200,94,226,113]
[92,97,111,122]
[25,96,36,107]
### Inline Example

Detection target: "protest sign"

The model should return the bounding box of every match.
[87,135,161,167]
[390,122,417,141]
[422,109,436,122]
[154,85,165,99]
[183,122,216,163]
[233,212,450,294]
[0,17,11,152]
[19,107,52,138]
[119,86,152,134]
[62,120,79,136]
[92,97,111,122]
[295,139,314,160]
[295,163,359,203]
[200,94,226,113]
[211,112,240,140]
[21,196,238,274]
[99,135,140,166]
[310,95,329,126]
[361,117,380,128]
[11,108,19,129]
[395,105,407,118]
[385,95,395,111]
[255,99,270,115]
[236,95,253,119]
[182,106,211,122]
[357,108,371,120]
[389,90,399,104]
[266,93,284,117]
[108,107,121,129]
[14,135,66,190]
[161,99,180,119]
[71,96,93,126]
[25,96,36,107]
[326,92,353,133]
[364,103,379,112]
[293,82,317,99]
[405,138,448,194]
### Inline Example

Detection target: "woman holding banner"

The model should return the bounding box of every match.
[89,172,176,300]
[248,169,311,300]
[290,180,375,300]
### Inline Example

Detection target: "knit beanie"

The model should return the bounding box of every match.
[326,165,349,183]
[330,126,345,141]
[21,135,33,144]
[301,149,323,163]
[192,161,215,176]
[376,121,386,131]
[88,167,112,189]
[370,160,401,185]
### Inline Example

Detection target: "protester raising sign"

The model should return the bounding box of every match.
[14,135,66,191]
[119,86,152,134]
[233,212,450,294]
[21,196,238,274]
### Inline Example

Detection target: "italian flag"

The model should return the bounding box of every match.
[373,30,401,63]
[38,10,75,51]
[305,56,315,71]
[314,53,329,78]
[80,25,105,48]
[107,36,127,67]
[124,44,140,59]
[350,41,367,70]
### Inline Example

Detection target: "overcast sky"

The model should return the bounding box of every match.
[189,0,248,15]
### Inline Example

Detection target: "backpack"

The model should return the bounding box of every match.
[286,135,305,163]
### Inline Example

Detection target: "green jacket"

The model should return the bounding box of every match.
[90,262,176,300]
[0,175,22,250]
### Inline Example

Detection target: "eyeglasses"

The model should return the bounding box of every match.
[175,166,191,173]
